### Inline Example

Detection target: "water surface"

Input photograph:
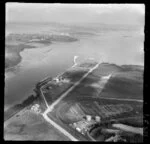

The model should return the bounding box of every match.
[5,24,144,109]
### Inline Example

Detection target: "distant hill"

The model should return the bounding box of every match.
[121,65,144,72]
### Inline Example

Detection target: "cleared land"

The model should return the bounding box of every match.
[99,71,143,100]
[4,109,69,141]
[4,62,143,141]
[45,63,143,141]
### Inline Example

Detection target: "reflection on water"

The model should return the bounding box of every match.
[5,25,144,108]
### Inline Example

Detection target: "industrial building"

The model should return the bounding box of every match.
[70,115,101,135]
[31,104,41,113]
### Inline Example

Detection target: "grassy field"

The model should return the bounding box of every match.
[43,81,73,105]
[46,63,143,141]
[99,71,143,100]
[5,62,143,141]
[114,116,143,127]
[55,97,142,124]
[48,109,90,141]
[61,69,88,83]
[4,109,69,141]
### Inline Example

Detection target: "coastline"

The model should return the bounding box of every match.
[5,43,50,72]
[4,54,79,122]
[4,61,144,122]
[4,43,78,118]
[4,93,37,121]
[5,33,78,73]
[4,61,143,142]
[5,43,52,81]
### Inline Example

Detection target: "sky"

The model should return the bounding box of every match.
[6,3,145,26]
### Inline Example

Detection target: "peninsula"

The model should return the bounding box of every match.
[5,33,78,70]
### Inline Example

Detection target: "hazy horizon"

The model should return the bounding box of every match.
[6,3,145,27]
[5,3,144,141]
[6,3,145,67]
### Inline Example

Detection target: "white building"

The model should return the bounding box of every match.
[31,104,41,113]
[95,116,101,122]
[86,115,92,121]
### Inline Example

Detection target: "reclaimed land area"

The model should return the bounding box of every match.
[4,61,143,141]
[46,62,143,142]
[4,60,98,140]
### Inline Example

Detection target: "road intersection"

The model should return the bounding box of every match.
[40,61,101,141]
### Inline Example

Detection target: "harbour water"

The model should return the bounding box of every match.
[5,24,144,109]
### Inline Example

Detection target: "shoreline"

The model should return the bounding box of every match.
[5,43,51,72]
[4,58,76,122]
[4,93,38,121]
[4,61,144,116]
[5,33,78,72]
[4,54,81,122]
[4,61,144,141]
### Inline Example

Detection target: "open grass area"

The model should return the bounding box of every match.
[4,109,69,141]
[100,72,143,100]
[55,97,142,124]
[43,81,73,105]
[61,69,88,83]
[52,63,143,120]
[48,110,90,141]
[92,63,123,76]
[55,102,85,124]
[46,63,143,141]
[5,62,143,141]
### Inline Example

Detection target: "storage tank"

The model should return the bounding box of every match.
[86,115,92,121]
[95,116,101,122]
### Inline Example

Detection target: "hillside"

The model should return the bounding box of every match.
[99,64,143,100]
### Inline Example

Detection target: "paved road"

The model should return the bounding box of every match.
[4,61,143,141]
[42,112,78,141]
[46,61,101,112]
[42,62,101,141]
